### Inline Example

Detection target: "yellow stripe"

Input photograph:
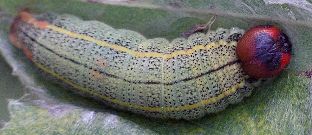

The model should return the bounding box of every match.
[34,62,245,112]
[46,25,234,60]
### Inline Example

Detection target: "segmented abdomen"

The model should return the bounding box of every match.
[12,12,254,119]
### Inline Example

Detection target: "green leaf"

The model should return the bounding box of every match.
[0,0,311,134]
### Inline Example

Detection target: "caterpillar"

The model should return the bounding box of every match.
[9,11,292,120]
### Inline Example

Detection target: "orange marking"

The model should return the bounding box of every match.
[8,32,23,49]
[10,11,49,49]
[90,70,105,80]
[19,11,35,24]
[22,46,33,61]
[95,58,107,68]
[9,15,23,49]
[19,11,48,29]
[34,21,49,29]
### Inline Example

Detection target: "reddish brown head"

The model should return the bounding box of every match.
[236,25,292,78]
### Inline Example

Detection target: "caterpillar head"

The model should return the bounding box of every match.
[236,25,292,79]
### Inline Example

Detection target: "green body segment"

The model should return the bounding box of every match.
[14,13,255,119]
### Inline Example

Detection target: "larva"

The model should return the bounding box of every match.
[9,11,292,120]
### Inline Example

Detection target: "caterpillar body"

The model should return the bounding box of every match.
[9,11,292,120]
